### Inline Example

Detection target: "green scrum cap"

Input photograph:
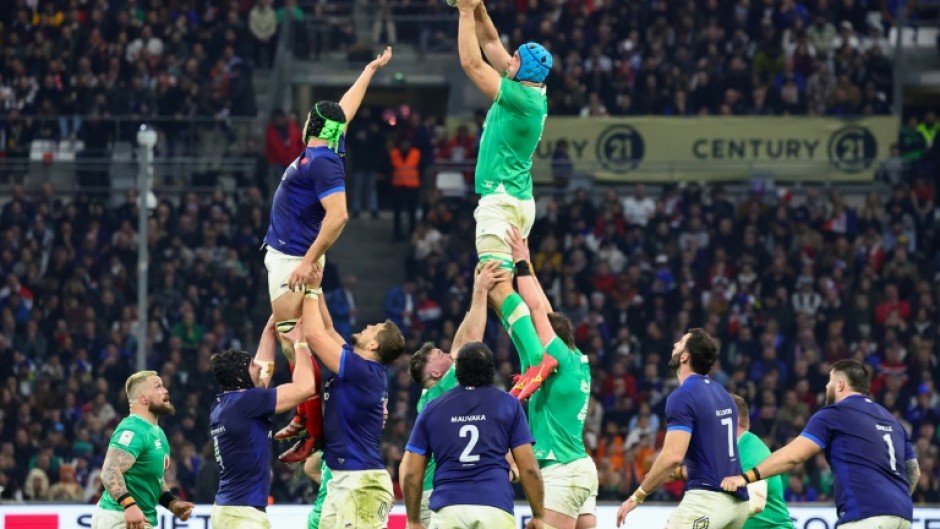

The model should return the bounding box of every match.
[310,102,346,152]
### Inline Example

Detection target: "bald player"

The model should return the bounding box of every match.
[93,372,194,529]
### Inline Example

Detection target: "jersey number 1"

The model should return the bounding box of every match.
[882,433,897,472]
[459,425,480,463]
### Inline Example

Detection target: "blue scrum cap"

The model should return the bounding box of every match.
[515,42,553,83]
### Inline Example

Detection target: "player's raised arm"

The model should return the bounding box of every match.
[339,46,393,129]
[273,320,318,413]
[473,2,512,73]
[317,292,347,348]
[452,262,510,352]
[301,273,345,374]
[507,227,554,345]
[456,0,501,100]
[253,316,277,388]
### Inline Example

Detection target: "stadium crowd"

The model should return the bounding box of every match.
[383,177,940,503]
[2,166,940,506]
[384,0,899,117]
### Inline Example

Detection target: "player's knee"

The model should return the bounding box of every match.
[275,319,298,333]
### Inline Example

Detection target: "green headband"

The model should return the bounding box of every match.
[310,103,346,152]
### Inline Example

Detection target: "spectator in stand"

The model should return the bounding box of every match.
[250,0,278,69]
[265,109,305,187]
[389,135,421,241]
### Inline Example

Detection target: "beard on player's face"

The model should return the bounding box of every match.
[149,396,176,416]
[825,384,836,406]
[669,352,682,373]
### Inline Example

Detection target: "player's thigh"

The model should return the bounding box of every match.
[543,458,597,522]
[840,516,913,529]
[420,489,434,527]
[266,249,324,303]
[210,505,271,529]
[431,505,515,529]
[519,197,536,238]
[334,470,394,529]
[576,513,597,529]
[666,490,747,529]
[271,290,304,323]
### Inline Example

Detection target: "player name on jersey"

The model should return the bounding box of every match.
[451,414,487,423]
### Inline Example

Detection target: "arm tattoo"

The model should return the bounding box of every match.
[905,459,921,496]
[101,447,137,500]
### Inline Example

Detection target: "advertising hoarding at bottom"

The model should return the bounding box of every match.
[2,504,940,529]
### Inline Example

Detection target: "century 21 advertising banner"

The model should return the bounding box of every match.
[522,117,896,182]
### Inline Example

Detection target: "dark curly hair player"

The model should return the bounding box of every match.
[400,339,548,529]
[207,319,316,529]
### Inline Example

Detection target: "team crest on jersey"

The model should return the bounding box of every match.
[154,439,162,449]
[118,431,134,446]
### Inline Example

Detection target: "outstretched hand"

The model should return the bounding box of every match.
[368,46,393,71]
[475,261,511,292]
[506,227,531,263]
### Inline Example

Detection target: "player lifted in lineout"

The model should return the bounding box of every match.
[453,0,551,271]
[452,0,558,395]
[262,47,393,463]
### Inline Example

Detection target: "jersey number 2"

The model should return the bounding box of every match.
[721,418,734,457]
[459,425,481,463]
[882,433,897,472]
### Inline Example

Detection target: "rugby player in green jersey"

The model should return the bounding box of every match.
[93,371,194,529]
[404,261,511,526]
[507,227,598,529]
[453,0,551,268]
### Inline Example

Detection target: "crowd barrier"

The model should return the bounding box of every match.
[2,503,939,529]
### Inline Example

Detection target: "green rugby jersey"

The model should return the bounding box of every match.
[475,77,547,200]
[738,431,795,529]
[98,414,171,527]
[416,365,458,490]
[528,337,591,466]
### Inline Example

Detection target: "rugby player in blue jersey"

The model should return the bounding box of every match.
[617,328,749,529]
[263,47,393,463]
[208,316,316,529]
[722,359,920,529]
[401,341,546,529]
[299,272,406,528]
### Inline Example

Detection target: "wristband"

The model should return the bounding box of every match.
[630,486,648,504]
[743,467,761,484]
[159,490,180,510]
[294,342,310,349]
[304,287,322,299]
[515,260,532,277]
[117,493,137,509]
